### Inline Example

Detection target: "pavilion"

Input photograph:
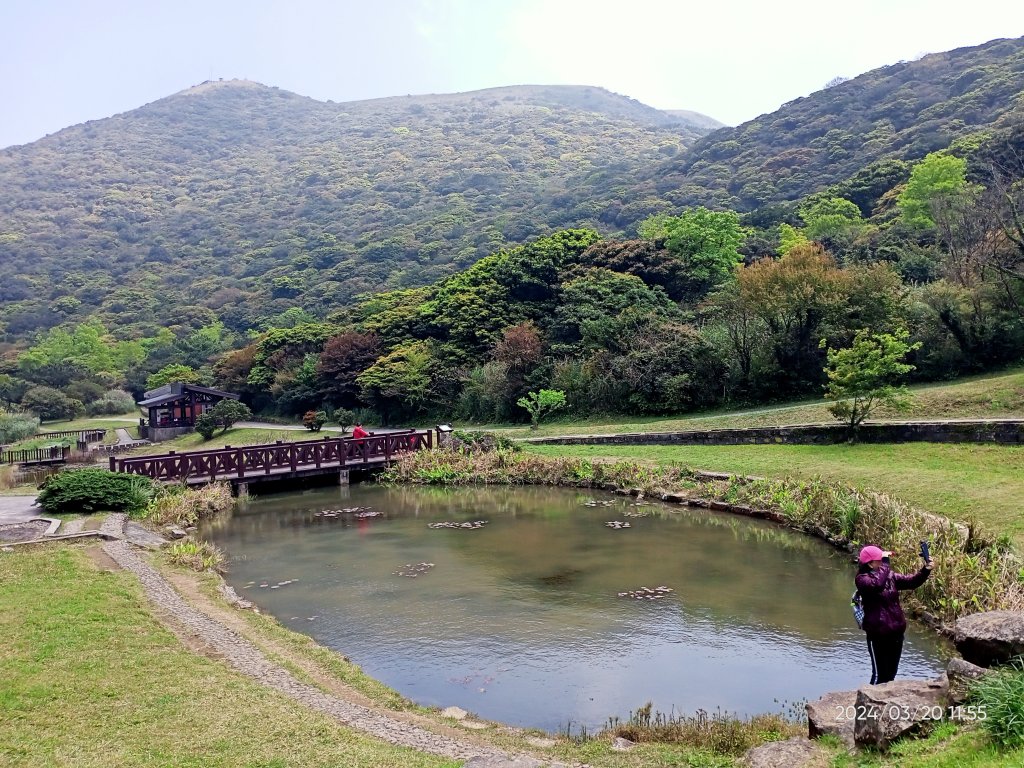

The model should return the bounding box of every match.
[137,382,240,442]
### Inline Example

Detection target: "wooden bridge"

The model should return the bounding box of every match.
[109,429,434,489]
[1,445,71,466]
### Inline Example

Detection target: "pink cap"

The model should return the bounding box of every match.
[859,545,892,564]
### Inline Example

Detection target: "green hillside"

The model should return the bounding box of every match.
[0,82,713,340]
[636,36,1024,211]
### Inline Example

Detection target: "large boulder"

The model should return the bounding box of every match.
[853,677,949,750]
[743,737,828,768]
[954,611,1024,668]
[806,689,856,748]
[946,657,989,705]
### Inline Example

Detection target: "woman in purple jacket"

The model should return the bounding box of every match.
[855,544,933,685]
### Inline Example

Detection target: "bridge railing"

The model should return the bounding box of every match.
[109,429,432,482]
[1,445,70,465]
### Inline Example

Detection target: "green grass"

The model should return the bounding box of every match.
[827,722,1024,767]
[480,367,1024,439]
[130,427,331,455]
[0,546,458,768]
[525,442,1024,545]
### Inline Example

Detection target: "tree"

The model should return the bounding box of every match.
[303,410,328,431]
[334,408,356,433]
[800,197,864,242]
[146,363,203,391]
[737,244,852,395]
[778,223,809,255]
[516,389,566,430]
[357,341,436,423]
[822,328,920,434]
[898,152,969,230]
[208,399,252,433]
[18,321,144,387]
[20,386,84,421]
[315,331,383,406]
[657,208,749,298]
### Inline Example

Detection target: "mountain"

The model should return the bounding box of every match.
[632,37,1024,211]
[0,82,716,339]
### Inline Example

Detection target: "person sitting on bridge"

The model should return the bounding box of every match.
[351,422,369,444]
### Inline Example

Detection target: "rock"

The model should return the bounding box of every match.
[806,689,856,748]
[743,737,827,768]
[525,736,557,748]
[440,706,468,720]
[954,611,1024,668]
[853,677,949,750]
[167,526,188,539]
[946,657,989,704]
[611,736,635,751]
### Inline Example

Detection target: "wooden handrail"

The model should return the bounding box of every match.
[110,431,431,481]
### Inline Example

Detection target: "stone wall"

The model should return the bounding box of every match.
[526,420,1024,448]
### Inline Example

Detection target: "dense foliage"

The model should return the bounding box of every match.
[35,468,156,515]
[0,39,1022,425]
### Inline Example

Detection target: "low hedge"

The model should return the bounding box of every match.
[36,468,156,515]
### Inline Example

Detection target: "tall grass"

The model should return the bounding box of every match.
[144,483,234,527]
[0,409,40,443]
[971,659,1024,749]
[166,539,226,572]
[603,702,799,755]
[0,464,17,490]
[383,449,1024,623]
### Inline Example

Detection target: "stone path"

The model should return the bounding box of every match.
[97,513,563,766]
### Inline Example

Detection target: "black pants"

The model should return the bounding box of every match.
[867,633,905,685]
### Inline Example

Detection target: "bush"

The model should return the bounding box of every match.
[36,468,156,515]
[335,408,357,433]
[20,386,83,421]
[971,658,1024,748]
[209,399,252,432]
[303,410,328,431]
[0,409,40,443]
[194,413,217,440]
[86,389,138,416]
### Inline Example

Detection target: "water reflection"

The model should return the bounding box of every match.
[203,484,950,732]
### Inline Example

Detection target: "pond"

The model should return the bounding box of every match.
[202,484,950,733]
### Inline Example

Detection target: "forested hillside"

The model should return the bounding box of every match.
[0,37,1022,429]
[0,82,713,341]
[634,36,1024,211]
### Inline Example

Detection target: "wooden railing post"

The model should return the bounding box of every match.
[236,447,244,478]
[289,442,297,471]
[109,456,116,472]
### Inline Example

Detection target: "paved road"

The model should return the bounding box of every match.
[0,496,38,524]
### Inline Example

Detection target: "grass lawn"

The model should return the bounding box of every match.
[0,546,458,768]
[526,442,1024,545]
[481,367,1024,439]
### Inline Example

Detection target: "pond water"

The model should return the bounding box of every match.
[202,484,950,732]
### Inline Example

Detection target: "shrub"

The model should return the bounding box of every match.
[86,389,137,416]
[194,413,217,440]
[166,539,225,572]
[303,410,328,431]
[971,658,1024,749]
[0,409,40,443]
[36,468,156,515]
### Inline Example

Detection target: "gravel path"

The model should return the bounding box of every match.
[97,513,535,765]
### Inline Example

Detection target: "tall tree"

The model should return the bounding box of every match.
[898,152,970,229]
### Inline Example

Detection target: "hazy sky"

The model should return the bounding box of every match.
[2,0,1022,149]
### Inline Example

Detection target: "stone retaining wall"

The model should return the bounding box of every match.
[526,419,1024,447]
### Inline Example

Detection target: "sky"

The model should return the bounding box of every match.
[2,0,1023,149]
